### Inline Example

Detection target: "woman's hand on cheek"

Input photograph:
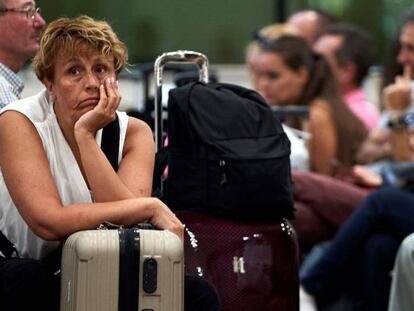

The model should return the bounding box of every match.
[103,76,121,113]
[75,77,121,136]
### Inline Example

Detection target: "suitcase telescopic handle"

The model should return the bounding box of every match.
[153,50,209,152]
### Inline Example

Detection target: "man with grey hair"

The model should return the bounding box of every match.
[0,1,46,310]
[0,0,45,108]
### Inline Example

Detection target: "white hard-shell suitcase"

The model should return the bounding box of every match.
[60,227,184,311]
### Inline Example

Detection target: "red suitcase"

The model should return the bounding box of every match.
[179,211,299,311]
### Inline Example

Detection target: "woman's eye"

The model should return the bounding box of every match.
[68,67,80,75]
[95,66,107,74]
[267,72,279,80]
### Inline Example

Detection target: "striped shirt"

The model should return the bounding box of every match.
[0,63,24,109]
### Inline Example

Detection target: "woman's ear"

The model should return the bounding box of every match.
[43,79,55,101]
[297,66,309,86]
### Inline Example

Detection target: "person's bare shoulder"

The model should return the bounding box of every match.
[126,117,152,136]
[309,97,330,110]
[123,117,154,156]
[0,110,37,140]
[309,98,332,124]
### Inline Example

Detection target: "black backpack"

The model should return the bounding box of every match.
[155,81,294,221]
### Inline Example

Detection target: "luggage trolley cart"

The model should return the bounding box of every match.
[153,50,299,311]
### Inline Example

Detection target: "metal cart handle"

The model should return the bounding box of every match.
[153,50,209,152]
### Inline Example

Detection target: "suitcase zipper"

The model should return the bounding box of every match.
[219,159,227,185]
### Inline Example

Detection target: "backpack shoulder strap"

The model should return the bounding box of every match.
[152,146,168,197]
[101,114,120,171]
[0,230,17,258]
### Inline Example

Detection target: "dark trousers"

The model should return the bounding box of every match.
[359,233,400,311]
[0,257,59,311]
[301,187,414,310]
[0,256,220,311]
[185,274,221,311]
[291,170,368,252]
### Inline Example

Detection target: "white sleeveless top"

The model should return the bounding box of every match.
[282,124,310,171]
[0,89,129,260]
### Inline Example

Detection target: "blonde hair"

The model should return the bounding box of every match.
[245,23,298,65]
[32,15,128,81]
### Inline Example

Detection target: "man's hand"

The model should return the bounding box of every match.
[355,128,392,164]
[384,65,412,111]
[351,165,383,188]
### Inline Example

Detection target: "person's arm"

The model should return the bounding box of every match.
[0,111,183,241]
[75,117,154,202]
[355,128,392,164]
[308,100,337,175]
[74,77,154,202]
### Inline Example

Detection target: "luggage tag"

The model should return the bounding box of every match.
[97,221,124,230]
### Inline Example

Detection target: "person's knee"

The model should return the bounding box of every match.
[11,259,54,293]
[0,258,59,311]
[366,187,397,203]
[0,259,45,289]
[363,187,407,215]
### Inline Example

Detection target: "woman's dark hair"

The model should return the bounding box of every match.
[259,35,367,166]
[259,35,340,107]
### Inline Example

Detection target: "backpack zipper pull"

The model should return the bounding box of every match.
[219,160,227,185]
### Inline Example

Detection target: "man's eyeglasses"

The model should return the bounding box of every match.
[0,7,41,20]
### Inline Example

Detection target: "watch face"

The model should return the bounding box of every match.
[388,113,414,130]
[404,113,414,127]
